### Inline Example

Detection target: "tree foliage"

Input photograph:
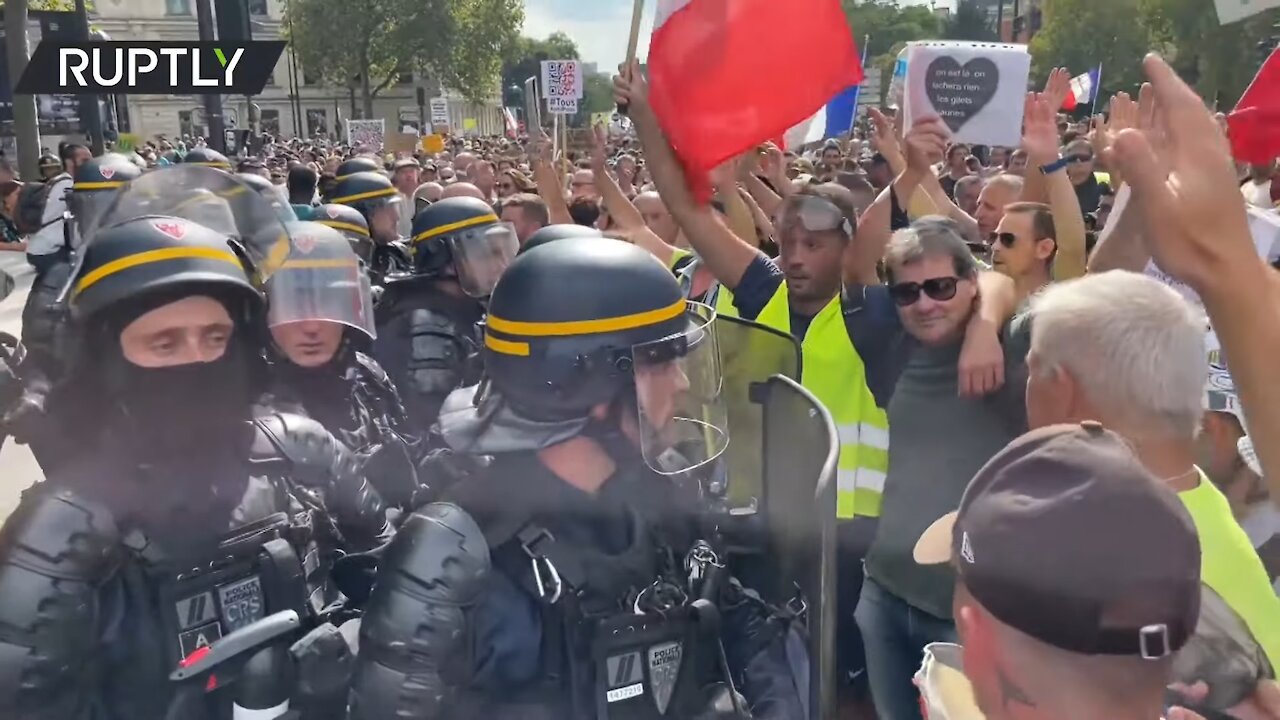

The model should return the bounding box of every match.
[944,0,998,42]
[500,32,580,106]
[285,0,522,115]
[1033,0,1279,109]
[841,0,943,104]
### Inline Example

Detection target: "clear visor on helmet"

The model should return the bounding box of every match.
[266,254,376,340]
[632,301,729,475]
[449,222,519,298]
[68,191,118,248]
[775,194,853,237]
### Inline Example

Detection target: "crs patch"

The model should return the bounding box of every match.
[173,575,266,660]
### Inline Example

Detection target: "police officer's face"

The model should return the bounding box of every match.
[635,359,690,434]
[369,204,399,243]
[271,320,344,367]
[119,295,234,368]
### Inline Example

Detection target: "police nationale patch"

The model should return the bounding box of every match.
[647,640,683,714]
[99,166,115,180]
[152,220,186,239]
[294,233,317,254]
[326,205,341,219]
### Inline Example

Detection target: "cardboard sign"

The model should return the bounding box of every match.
[385,131,419,155]
[346,118,385,151]
[547,96,578,115]
[421,134,445,154]
[429,97,450,127]
[115,132,141,153]
[540,60,584,101]
[902,41,1030,147]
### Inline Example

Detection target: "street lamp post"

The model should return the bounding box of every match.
[195,0,227,151]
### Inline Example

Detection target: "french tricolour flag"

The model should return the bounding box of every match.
[648,0,862,200]
[1061,66,1101,111]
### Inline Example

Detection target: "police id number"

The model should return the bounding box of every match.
[218,575,265,633]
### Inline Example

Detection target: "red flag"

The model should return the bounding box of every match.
[648,0,861,201]
[1228,48,1280,165]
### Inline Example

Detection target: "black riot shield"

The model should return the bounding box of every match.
[714,315,801,511]
[760,375,839,720]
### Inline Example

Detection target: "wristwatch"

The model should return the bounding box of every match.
[1039,157,1069,175]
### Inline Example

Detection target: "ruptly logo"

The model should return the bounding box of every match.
[16,41,286,95]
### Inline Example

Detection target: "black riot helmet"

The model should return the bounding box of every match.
[334,156,383,180]
[483,237,728,474]
[265,221,375,346]
[69,152,143,245]
[519,223,602,254]
[312,203,373,265]
[180,147,232,171]
[329,171,401,245]
[411,196,517,297]
[232,171,296,225]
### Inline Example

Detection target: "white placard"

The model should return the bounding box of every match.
[902,41,1031,147]
[429,97,449,126]
[540,60,584,100]
[345,118,385,151]
[1214,0,1280,24]
[547,96,579,115]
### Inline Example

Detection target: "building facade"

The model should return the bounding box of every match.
[91,0,504,140]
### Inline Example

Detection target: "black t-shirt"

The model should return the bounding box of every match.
[730,254,913,407]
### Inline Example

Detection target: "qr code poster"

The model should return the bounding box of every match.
[346,119,385,152]
[541,60,584,101]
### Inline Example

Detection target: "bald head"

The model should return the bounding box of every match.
[454,152,477,174]
[975,174,1025,237]
[416,181,444,203]
[441,182,486,201]
[634,191,678,244]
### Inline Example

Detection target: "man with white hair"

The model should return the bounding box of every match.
[1026,270,1280,715]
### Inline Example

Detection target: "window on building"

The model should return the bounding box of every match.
[179,110,195,137]
[260,109,280,136]
[397,71,414,85]
[306,108,328,137]
[249,0,268,16]
[303,68,320,86]
[166,0,191,15]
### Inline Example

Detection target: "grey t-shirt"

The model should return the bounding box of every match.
[864,313,1032,620]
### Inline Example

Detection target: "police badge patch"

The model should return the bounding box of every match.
[647,640,682,714]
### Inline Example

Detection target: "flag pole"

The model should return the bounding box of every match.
[1091,63,1104,116]
[847,34,872,136]
[618,0,647,115]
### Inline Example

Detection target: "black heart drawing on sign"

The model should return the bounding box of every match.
[924,57,1000,132]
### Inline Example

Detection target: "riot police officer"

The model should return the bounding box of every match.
[351,238,805,720]
[520,222,605,253]
[260,221,420,507]
[0,169,388,719]
[180,146,233,170]
[334,156,382,181]
[311,202,374,267]
[372,196,517,433]
[328,171,412,283]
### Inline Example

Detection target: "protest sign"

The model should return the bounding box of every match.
[429,97,450,128]
[346,118,385,151]
[540,60,584,102]
[421,134,446,154]
[1214,0,1280,24]
[547,96,579,115]
[385,132,419,155]
[115,132,141,153]
[902,41,1030,147]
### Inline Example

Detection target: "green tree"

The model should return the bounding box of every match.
[500,32,580,109]
[841,0,943,104]
[286,0,522,117]
[1140,0,1278,107]
[1030,0,1149,104]
[945,0,998,42]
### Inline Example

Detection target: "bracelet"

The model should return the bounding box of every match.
[1039,157,1069,175]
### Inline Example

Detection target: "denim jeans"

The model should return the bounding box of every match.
[854,575,957,720]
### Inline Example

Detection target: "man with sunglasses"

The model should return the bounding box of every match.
[858,218,1033,720]
[990,201,1059,299]
[1064,138,1111,215]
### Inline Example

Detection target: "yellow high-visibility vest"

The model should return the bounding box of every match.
[1180,474,1280,674]
[756,283,889,519]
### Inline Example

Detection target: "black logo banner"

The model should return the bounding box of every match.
[16,41,286,95]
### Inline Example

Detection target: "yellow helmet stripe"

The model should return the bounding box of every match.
[484,333,530,356]
[72,181,125,190]
[412,214,498,245]
[329,187,398,205]
[74,247,241,297]
[316,220,371,237]
[487,298,685,338]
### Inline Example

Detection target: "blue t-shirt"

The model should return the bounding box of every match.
[728,254,911,407]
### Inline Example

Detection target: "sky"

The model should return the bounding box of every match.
[521,0,955,72]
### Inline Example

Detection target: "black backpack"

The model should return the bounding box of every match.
[15,175,67,236]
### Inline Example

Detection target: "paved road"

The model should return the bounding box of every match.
[0,253,42,520]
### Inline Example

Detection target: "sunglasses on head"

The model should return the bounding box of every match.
[988,232,1018,248]
[1067,154,1093,164]
[889,276,961,306]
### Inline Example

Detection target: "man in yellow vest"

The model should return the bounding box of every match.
[1028,271,1280,717]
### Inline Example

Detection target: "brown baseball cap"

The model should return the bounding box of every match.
[915,421,1201,659]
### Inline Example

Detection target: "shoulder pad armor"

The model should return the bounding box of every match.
[349,502,489,720]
